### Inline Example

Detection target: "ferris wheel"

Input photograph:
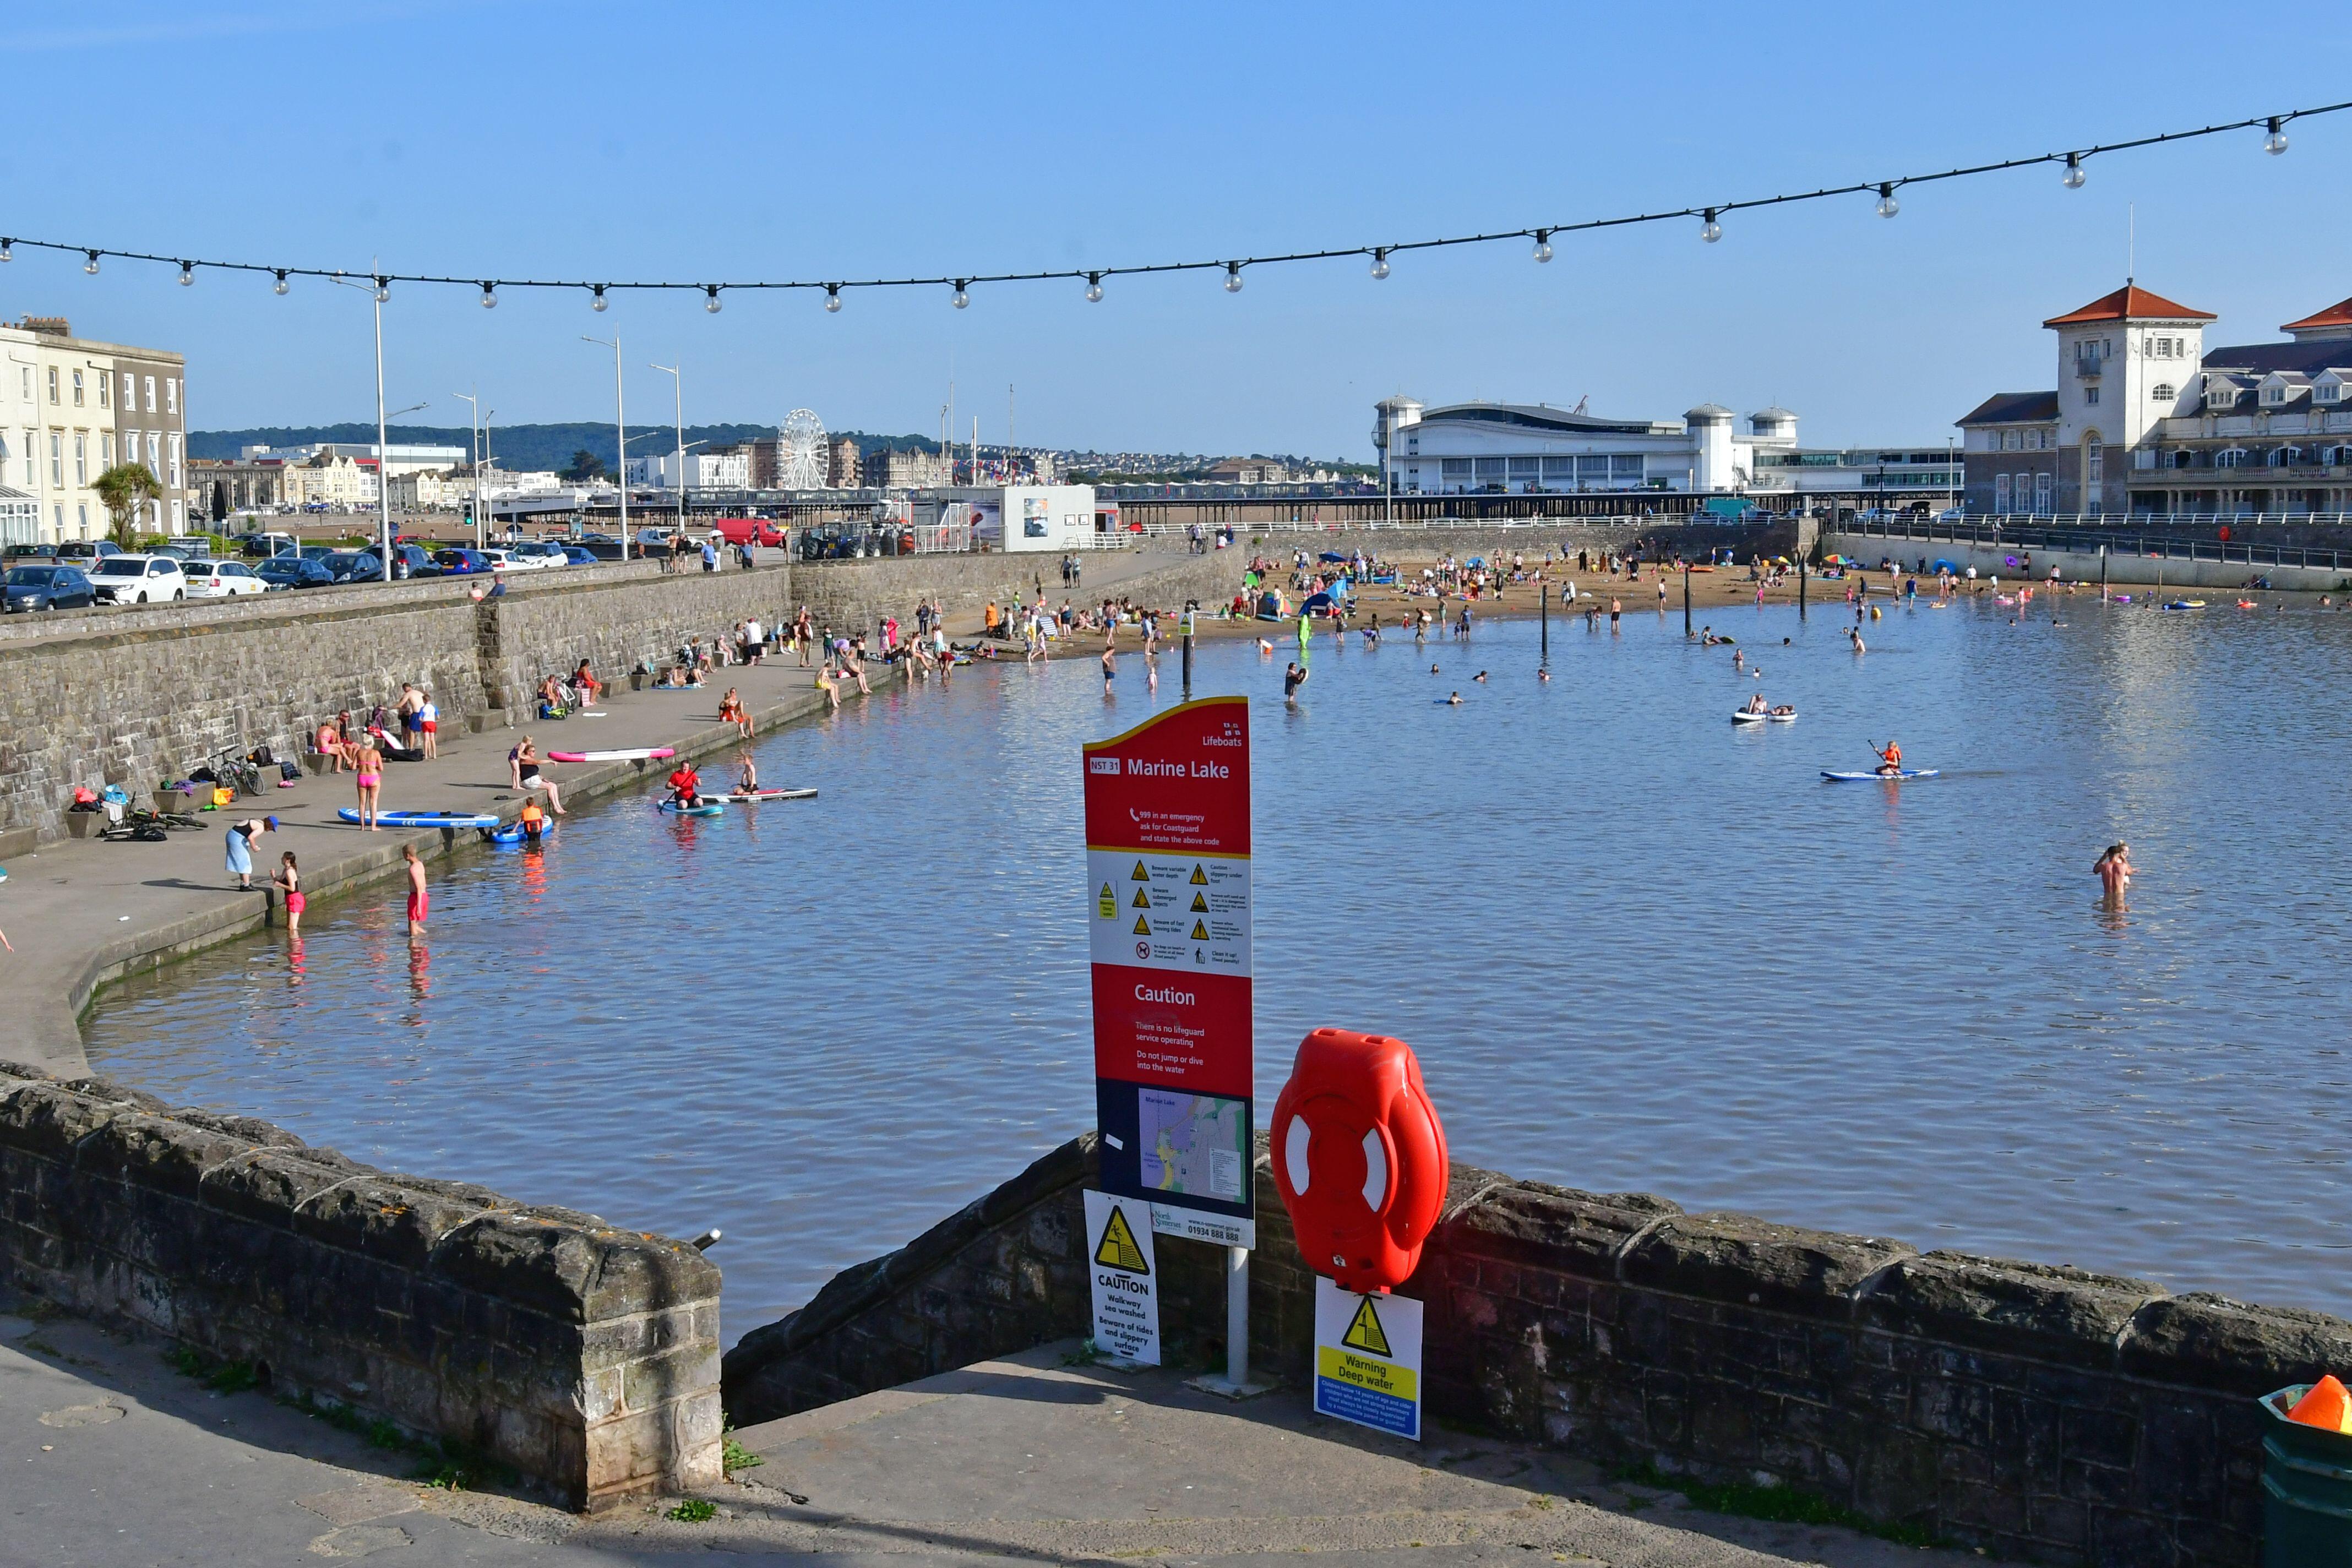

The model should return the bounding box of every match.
[778,409,828,489]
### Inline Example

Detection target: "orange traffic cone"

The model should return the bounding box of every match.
[2288,1375,2352,1434]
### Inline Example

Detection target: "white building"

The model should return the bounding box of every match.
[1,317,188,542]
[242,442,466,480]
[1371,398,1788,496]
[623,450,751,489]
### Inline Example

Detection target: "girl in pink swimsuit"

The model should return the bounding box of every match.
[355,738,384,830]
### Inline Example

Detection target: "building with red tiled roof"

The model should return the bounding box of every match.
[1957,284,2352,520]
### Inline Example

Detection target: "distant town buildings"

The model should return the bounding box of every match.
[866,447,952,488]
[0,315,188,546]
[240,441,466,478]
[827,436,861,488]
[1958,285,2352,516]
[623,448,750,488]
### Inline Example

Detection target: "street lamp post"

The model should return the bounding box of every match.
[582,335,628,560]
[326,270,422,582]
[453,390,485,551]
[650,362,686,542]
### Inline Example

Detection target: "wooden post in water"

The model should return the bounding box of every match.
[1799,545,1807,620]
[1540,585,1548,661]
[1683,563,1692,636]
[1182,610,1195,699]
[2100,545,2108,601]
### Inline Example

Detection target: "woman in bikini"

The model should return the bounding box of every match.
[271,851,305,936]
[353,735,384,830]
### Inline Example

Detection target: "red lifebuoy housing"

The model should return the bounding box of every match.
[1268,1028,1448,1294]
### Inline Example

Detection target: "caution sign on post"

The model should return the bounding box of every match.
[1082,1190,1161,1365]
[1312,1277,1423,1439]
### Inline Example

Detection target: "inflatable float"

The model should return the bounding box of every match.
[721,788,819,802]
[657,800,725,816]
[337,808,500,828]
[547,747,676,764]
[486,819,554,843]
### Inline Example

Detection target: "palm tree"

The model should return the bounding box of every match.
[92,463,161,548]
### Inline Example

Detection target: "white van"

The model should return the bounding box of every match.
[89,554,188,604]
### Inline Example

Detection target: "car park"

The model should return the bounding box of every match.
[89,554,188,603]
[318,551,384,583]
[183,560,268,598]
[255,556,334,590]
[2,564,96,612]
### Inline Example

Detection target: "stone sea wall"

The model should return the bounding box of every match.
[0,1063,721,1508]
[0,564,788,843]
[725,1133,2348,1568]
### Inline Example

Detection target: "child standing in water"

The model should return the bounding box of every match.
[271,852,305,937]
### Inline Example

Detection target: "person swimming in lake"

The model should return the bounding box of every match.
[1444,691,1462,705]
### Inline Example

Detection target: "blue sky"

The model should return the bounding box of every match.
[8,2,2347,457]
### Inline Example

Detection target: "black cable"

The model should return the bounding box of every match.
[0,101,2340,302]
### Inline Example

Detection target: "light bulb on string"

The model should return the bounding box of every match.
[480,283,498,309]
[825,284,842,313]
[1223,262,1243,293]
[1700,210,1722,244]
[273,269,290,296]
[1085,273,1103,303]
[1532,230,1553,263]
[2063,153,2086,189]
[373,277,390,303]
[590,284,608,312]
[1369,248,1390,280]
[178,262,195,286]
[951,280,970,309]
[1875,183,1899,219]
[83,250,101,275]
[0,239,13,264]
[704,285,722,314]
[2265,117,2289,155]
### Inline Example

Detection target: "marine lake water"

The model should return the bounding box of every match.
[84,592,2352,1342]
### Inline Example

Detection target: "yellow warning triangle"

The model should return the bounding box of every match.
[1132,916,1151,935]
[1190,920,1210,940]
[1131,860,1152,881]
[1190,892,1209,912]
[1132,888,1152,909]
[1097,883,1115,918]
[1189,864,1208,885]
[1094,1206,1150,1273]
[1342,1295,1392,1357]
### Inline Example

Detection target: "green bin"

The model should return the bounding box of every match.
[2263,1385,2352,1566]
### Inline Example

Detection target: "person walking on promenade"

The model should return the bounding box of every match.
[271,851,304,937]
[225,815,273,890]
[353,734,384,830]
[402,844,428,938]
[701,535,718,573]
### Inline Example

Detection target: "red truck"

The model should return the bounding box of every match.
[705,517,786,547]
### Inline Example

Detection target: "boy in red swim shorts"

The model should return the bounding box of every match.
[403,843,428,937]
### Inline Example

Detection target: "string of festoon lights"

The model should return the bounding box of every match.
[0,104,2338,314]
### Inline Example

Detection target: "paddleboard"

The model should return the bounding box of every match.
[720,788,819,802]
[2162,600,2205,610]
[546,747,677,764]
[657,801,725,816]
[487,820,554,843]
[1820,769,1939,782]
[337,808,500,827]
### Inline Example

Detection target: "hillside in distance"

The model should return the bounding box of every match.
[189,422,950,476]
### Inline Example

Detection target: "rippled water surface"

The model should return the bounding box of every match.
[85,595,2352,1340]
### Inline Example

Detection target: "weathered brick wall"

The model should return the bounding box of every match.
[0,1063,720,1508]
[725,1134,2350,1568]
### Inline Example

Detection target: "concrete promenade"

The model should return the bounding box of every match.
[0,1298,1977,1567]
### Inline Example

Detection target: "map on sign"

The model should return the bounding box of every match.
[1138,1088,1248,1201]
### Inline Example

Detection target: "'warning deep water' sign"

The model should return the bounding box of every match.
[1312,1278,1423,1439]
[1083,1190,1161,1365]
[1083,698,1254,1246]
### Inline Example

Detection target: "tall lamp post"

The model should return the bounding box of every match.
[582,335,628,560]
[649,361,687,543]
[453,390,487,551]
[326,270,423,582]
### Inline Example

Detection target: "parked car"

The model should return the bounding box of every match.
[256,556,335,590]
[379,542,431,580]
[57,540,124,568]
[559,545,598,567]
[298,543,344,561]
[89,553,188,603]
[2,564,96,612]
[163,535,216,559]
[238,531,300,559]
[318,551,384,583]
[183,560,269,598]
[508,540,570,568]
[2,543,60,563]
[428,547,493,576]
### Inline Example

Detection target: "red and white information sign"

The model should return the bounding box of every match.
[1083,696,1254,1245]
